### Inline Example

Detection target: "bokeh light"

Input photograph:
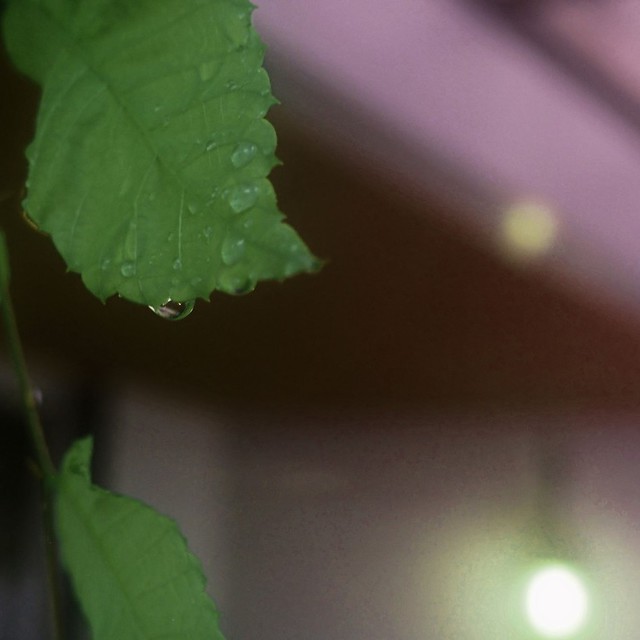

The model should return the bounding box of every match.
[525,563,588,637]
[500,201,559,259]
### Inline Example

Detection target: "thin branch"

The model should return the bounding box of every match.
[0,230,62,639]
[0,270,56,478]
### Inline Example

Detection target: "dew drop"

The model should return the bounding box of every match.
[205,132,226,152]
[172,258,183,271]
[202,226,214,240]
[228,183,259,213]
[149,299,195,321]
[284,262,300,277]
[231,141,258,168]
[221,236,246,266]
[120,262,136,277]
[225,79,239,91]
[218,273,255,296]
[100,258,111,271]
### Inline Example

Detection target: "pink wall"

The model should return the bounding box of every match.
[255,0,640,319]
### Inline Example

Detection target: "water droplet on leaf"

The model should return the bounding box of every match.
[120,262,136,277]
[205,131,228,152]
[231,141,258,168]
[100,258,111,271]
[221,236,246,266]
[172,258,183,271]
[228,183,259,213]
[218,272,255,295]
[149,299,195,321]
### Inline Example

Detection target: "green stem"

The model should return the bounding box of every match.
[0,231,61,639]
[41,482,65,640]
[0,274,56,478]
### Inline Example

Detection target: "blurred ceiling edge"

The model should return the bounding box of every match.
[256,0,640,327]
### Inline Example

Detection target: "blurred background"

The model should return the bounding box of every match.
[3,0,640,637]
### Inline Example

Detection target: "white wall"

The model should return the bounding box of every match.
[107,393,640,639]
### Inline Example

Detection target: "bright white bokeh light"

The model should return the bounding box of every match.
[525,564,588,637]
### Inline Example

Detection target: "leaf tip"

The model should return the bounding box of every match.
[61,436,94,480]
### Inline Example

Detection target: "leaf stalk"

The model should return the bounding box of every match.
[0,230,62,639]
[0,257,56,479]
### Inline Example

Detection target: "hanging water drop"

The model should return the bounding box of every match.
[231,141,258,168]
[221,235,246,266]
[228,183,259,213]
[218,272,255,296]
[120,261,136,277]
[149,299,195,321]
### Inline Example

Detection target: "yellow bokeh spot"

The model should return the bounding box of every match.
[501,201,559,259]
[525,563,588,637]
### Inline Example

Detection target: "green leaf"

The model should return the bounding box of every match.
[55,437,226,640]
[3,0,319,306]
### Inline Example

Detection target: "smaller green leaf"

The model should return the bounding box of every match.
[55,437,225,640]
